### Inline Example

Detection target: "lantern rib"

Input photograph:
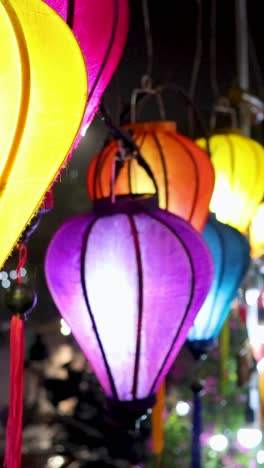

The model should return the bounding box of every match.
[170,133,199,224]
[127,215,144,399]
[80,217,118,400]
[198,221,226,338]
[226,135,235,200]
[214,230,250,336]
[66,0,75,28]
[128,131,148,194]
[241,138,262,227]
[95,142,116,199]
[151,132,168,208]
[0,2,30,188]
[87,0,119,105]
[147,213,195,395]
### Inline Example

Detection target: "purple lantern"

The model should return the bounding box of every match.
[45,0,129,145]
[45,196,213,413]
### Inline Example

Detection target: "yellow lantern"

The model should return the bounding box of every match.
[0,0,88,268]
[196,133,264,233]
[249,202,264,259]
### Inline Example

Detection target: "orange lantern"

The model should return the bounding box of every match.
[87,121,214,231]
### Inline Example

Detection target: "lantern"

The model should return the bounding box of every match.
[87,121,215,231]
[187,215,250,468]
[188,214,250,350]
[45,0,129,143]
[249,202,264,259]
[45,196,213,414]
[196,133,264,233]
[0,0,87,268]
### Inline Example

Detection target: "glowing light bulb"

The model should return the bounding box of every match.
[257,357,264,374]
[60,318,71,336]
[257,450,264,464]
[9,270,17,280]
[209,434,228,452]
[2,279,11,289]
[237,428,262,449]
[176,401,190,416]
[245,287,259,306]
[47,455,65,468]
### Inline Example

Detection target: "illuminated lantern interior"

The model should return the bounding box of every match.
[45,0,129,140]
[249,202,264,259]
[188,214,250,346]
[87,121,214,232]
[45,197,213,407]
[0,0,87,268]
[196,133,264,233]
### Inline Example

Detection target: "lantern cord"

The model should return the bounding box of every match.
[210,0,220,99]
[248,30,264,99]
[129,0,166,123]
[141,0,153,87]
[16,243,28,285]
[160,83,211,156]
[188,0,202,138]
[4,315,25,468]
[189,0,202,100]
[99,102,159,194]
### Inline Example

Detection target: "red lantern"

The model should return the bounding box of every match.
[86,121,214,231]
[45,0,129,143]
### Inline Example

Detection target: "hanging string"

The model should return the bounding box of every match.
[210,0,220,99]
[129,0,166,123]
[141,0,153,87]
[189,0,202,99]
[188,0,202,137]
[16,243,28,285]
[248,30,264,100]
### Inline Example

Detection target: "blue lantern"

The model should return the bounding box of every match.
[187,214,250,468]
[188,213,251,353]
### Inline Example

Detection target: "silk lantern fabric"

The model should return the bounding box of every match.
[249,202,264,259]
[196,133,264,233]
[45,0,129,144]
[87,121,215,232]
[0,0,87,269]
[188,214,250,345]
[45,198,213,403]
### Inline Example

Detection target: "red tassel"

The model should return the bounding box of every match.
[4,316,25,468]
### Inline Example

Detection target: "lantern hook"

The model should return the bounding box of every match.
[99,102,159,196]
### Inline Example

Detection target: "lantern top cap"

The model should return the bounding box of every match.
[93,194,159,216]
[124,121,177,133]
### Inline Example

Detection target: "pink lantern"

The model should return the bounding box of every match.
[45,0,129,146]
[45,196,213,413]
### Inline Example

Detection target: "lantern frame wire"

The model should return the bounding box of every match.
[65,0,119,110]
[90,111,213,233]
[99,103,159,196]
[188,214,251,345]
[147,212,196,394]
[46,193,213,408]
